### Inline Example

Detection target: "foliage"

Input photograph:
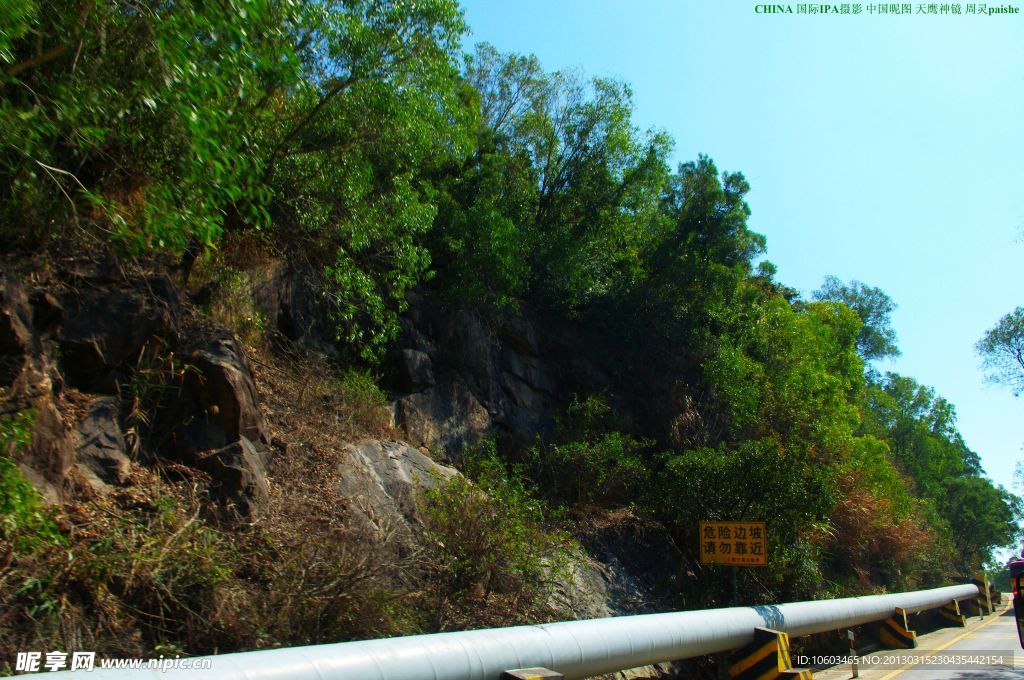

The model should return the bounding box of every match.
[528,433,650,508]
[2,4,1019,633]
[193,265,269,345]
[0,0,301,248]
[418,442,571,625]
[429,43,673,310]
[976,306,1024,396]
[943,477,1020,571]
[645,439,835,543]
[516,394,646,507]
[855,372,1021,569]
[702,295,863,455]
[1,407,66,554]
[814,275,900,361]
[1,0,472,360]
[268,0,473,359]
[639,439,836,604]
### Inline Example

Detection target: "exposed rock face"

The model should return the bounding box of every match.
[194,438,270,514]
[389,305,560,457]
[179,334,269,451]
[75,397,131,488]
[335,439,458,536]
[1,272,75,502]
[172,333,272,517]
[576,510,683,616]
[59,276,182,393]
[3,266,271,515]
[549,550,613,620]
[393,379,491,456]
[392,349,435,392]
[250,261,337,356]
[3,258,677,631]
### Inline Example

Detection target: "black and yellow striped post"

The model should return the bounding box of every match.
[935,599,967,628]
[728,627,813,680]
[971,573,993,616]
[878,607,917,649]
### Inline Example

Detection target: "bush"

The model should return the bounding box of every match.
[527,432,650,507]
[417,444,572,628]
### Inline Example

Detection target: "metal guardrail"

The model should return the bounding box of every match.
[52,583,981,679]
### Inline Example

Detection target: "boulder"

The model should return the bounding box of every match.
[1,273,74,501]
[179,333,269,453]
[335,439,458,536]
[75,397,131,488]
[59,277,182,393]
[168,333,272,516]
[195,438,269,517]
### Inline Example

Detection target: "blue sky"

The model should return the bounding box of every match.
[459,1,1024,498]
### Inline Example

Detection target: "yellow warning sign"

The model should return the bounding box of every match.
[699,521,767,566]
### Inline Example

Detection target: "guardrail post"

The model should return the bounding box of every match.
[877,607,917,649]
[934,599,967,628]
[972,573,993,616]
[501,669,564,680]
[990,584,1002,606]
[728,627,812,680]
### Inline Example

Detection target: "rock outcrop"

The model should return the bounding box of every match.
[171,334,272,516]
[74,397,132,489]
[2,255,677,634]
[388,305,561,458]
[1,272,75,502]
[2,264,272,516]
[336,438,458,537]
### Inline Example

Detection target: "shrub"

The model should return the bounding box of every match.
[417,444,572,628]
[527,432,650,507]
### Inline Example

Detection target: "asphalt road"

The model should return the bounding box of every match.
[815,605,1024,680]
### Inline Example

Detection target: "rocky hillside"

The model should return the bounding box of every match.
[2,2,1018,675]
[0,252,686,676]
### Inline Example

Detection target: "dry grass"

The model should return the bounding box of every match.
[251,341,399,447]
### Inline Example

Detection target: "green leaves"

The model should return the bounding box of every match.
[976,306,1024,396]
[1,0,304,248]
[433,43,673,311]
[853,371,1021,569]
[814,276,900,361]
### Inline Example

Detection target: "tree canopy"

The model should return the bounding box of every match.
[976,306,1024,396]
[814,276,900,361]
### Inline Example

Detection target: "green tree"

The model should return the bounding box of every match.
[702,294,863,456]
[1,0,306,249]
[813,276,900,361]
[438,44,673,310]
[976,306,1024,396]
[645,438,836,602]
[943,477,1020,570]
[264,0,473,359]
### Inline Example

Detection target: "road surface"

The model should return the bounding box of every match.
[815,605,1024,680]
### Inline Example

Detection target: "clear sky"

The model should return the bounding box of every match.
[458,1,1024,497]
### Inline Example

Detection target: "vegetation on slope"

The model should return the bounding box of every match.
[1,0,1019,662]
